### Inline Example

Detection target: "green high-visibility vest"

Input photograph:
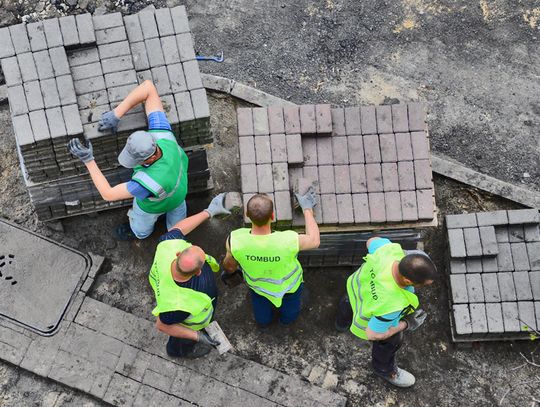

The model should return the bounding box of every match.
[347,243,419,340]
[230,228,303,307]
[149,239,220,331]
[132,133,188,214]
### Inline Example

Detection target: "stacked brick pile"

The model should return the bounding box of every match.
[237,103,436,229]
[0,7,212,220]
[447,209,540,339]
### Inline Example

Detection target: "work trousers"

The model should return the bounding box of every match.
[250,283,304,327]
[336,295,403,377]
[166,336,195,357]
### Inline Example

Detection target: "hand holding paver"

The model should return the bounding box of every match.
[295,186,318,211]
[98,110,120,132]
[197,331,220,347]
[68,138,94,163]
[403,309,427,331]
[205,193,231,218]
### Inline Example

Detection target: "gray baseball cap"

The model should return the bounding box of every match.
[118,131,157,168]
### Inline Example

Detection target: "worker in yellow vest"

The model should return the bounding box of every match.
[149,193,230,359]
[222,189,320,328]
[335,237,437,387]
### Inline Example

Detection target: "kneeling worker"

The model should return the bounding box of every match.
[335,237,437,387]
[222,189,320,327]
[149,193,230,358]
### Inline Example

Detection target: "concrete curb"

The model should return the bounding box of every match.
[201,73,540,209]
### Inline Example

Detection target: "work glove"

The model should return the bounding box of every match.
[98,110,120,132]
[403,309,427,331]
[68,138,94,163]
[205,193,231,218]
[294,186,318,210]
[197,331,220,347]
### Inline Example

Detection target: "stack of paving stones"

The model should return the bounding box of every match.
[447,209,540,340]
[0,7,212,220]
[237,103,435,230]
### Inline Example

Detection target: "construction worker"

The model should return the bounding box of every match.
[222,189,320,327]
[334,237,437,387]
[68,80,188,241]
[149,193,231,358]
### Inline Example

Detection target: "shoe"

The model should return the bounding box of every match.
[184,343,212,359]
[334,319,349,333]
[376,367,415,388]
[112,223,137,241]
[300,286,310,311]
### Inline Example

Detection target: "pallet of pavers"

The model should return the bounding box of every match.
[0,6,213,220]
[446,209,540,341]
[237,103,437,231]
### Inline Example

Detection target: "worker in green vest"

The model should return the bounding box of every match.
[335,237,437,387]
[68,80,188,241]
[149,193,231,358]
[222,189,320,328]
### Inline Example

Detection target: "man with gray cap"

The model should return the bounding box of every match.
[69,80,189,240]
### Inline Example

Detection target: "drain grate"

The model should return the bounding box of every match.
[0,219,91,335]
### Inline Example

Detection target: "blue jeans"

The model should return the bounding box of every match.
[250,283,304,326]
[127,200,187,239]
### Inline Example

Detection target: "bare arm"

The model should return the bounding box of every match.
[298,209,320,250]
[113,80,164,118]
[155,317,198,341]
[169,210,210,235]
[222,238,239,273]
[85,160,133,201]
[366,321,407,341]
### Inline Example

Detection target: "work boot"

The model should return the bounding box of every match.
[112,223,137,241]
[377,367,415,388]
[184,343,212,359]
[334,318,349,333]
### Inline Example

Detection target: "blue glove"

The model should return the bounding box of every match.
[68,139,94,163]
[98,110,120,132]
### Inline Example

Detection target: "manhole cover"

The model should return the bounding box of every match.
[0,219,90,335]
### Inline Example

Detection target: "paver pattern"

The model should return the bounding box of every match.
[1,7,212,221]
[446,209,540,338]
[238,103,435,229]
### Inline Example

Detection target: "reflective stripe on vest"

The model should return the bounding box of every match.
[243,265,302,298]
[349,266,370,335]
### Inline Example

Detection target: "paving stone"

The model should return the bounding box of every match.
[318,165,335,194]
[397,161,415,191]
[407,102,426,131]
[74,76,106,95]
[495,226,509,243]
[104,70,137,89]
[375,105,392,134]
[336,194,354,225]
[478,226,498,256]
[151,66,172,94]
[481,273,501,302]
[2,57,21,86]
[350,164,367,193]
[99,40,131,60]
[63,104,84,136]
[347,135,364,164]
[518,301,536,331]
[7,85,28,116]
[446,213,478,229]
[103,373,141,407]
[508,225,525,242]
[476,210,508,226]
[256,164,273,193]
[365,163,383,192]
[363,134,381,163]
[453,304,472,335]
[450,259,467,274]
[524,225,540,242]
[465,273,484,302]
[463,227,482,257]
[513,271,533,300]
[59,16,79,47]
[155,7,175,36]
[410,131,430,160]
[384,191,402,222]
[511,243,530,271]
[95,26,127,45]
[108,84,137,104]
[24,81,44,111]
[250,107,269,136]
[536,302,540,332]
[237,108,253,136]
[27,21,48,51]
[283,106,301,134]
[497,243,514,271]
[334,165,351,194]
[302,136,317,166]
[115,344,151,382]
[289,167,303,192]
[34,50,55,80]
[17,53,38,82]
[8,24,29,54]
[76,14,96,44]
[378,133,396,162]
[254,135,271,164]
[482,256,498,273]
[342,107,360,135]
[171,5,190,33]
[381,163,399,192]
[272,162,289,191]
[315,104,332,135]
[316,136,333,165]
[176,32,196,62]
[400,190,418,221]
[485,303,504,333]
[20,327,66,376]
[274,190,293,223]
[391,104,409,133]
[46,107,66,138]
[528,242,540,270]
[416,189,433,220]
[498,272,517,301]
[130,41,150,71]
[270,134,287,163]
[360,105,377,134]
[239,136,256,165]
[321,194,338,225]
[78,90,109,110]
[368,192,386,223]
[267,106,285,134]
[448,228,466,258]
[58,46,83,71]
[331,108,346,136]
[174,91,194,121]
[331,136,349,165]
[299,104,317,135]
[466,258,483,273]
[100,56,132,75]
[501,302,520,332]
[507,209,540,224]
[124,14,143,42]
[71,62,102,81]
[352,193,370,224]
[470,303,488,334]
[93,12,123,30]
[0,325,33,366]
[285,134,303,165]
[133,384,184,407]
[139,10,159,39]
[11,114,34,146]
[413,159,432,189]
[395,132,413,161]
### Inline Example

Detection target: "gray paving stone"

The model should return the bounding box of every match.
[384,191,402,222]
[71,62,103,81]
[11,114,34,146]
[375,105,392,134]
[285,134,303,165]
[315,104,332,135]
[160,36,180,65]
[331,136,349,165]
[115,344,151,382]
[124,14,144,42]
[7,85,29,116]
[395,132,413,161]
[501,302,520,332]
[476,210,508,226]
[192,88,211,120]
[498,272,517,301]
[407,102,426,131]
[365,163,383,193]
[183,60,203,89]
[139,10,159,39]
[518,301,536,331]
[348,164,367,194]
[171,5,190,33]
[254,135,272,164]
[272,162,289,191]
[508,225,525,242]
[321,194,338,225]
[410,131,430,160]
[256,164,273,193]
[108,84,137,104]
[17,52,38,82]
[24,80,44,111]
[74,76,106,95]
[360,105,377,134]
[8,24,29,54]
[347,135,364,164]
[381,162,399,192]
[133,384,185,407]
[463,228,482,257]
[299,104,317,135]
[334,165,351,194]
[270,133,287,163]
[507,209,540,224]
[289,168,303,192]
[466,258,483,273]
[49,47,70,75]
[513,271,533,300]
[344,106,361,135]
[103,373,140,407]
[336,194,354,225]
[155,7,175,36]
[363,134,381,163]
[479,226,498,256]
[482,273,501,302]
[485,303,504,333]
[62,104,83,136]
[397,161,415,191]
[0,325,33,366]
[318,165,335,194]
[379,133,397,162]
[470,303,488,334]
[46,107,66,138]
[316,136,333,165]
[453,304,472,335]
[237,108,253,136]
[528,271,539,300]
[20,326,66,376]
[59,15,79,47]
[448,228,466,258]
[511,243,530,271]
[239,136,256,164]
[413,159,432,189]
[482,256,498,273]
[368,192,386,223]
[151,66,171,94]
[76,13,96,44]
[1,57,21,87]
[446,213,477,229]
[450,259,466,274]
[524,224,540,242]
[302,166,320,191]
[77,90,109,110]
[400,190,418,221]
[99,40,131,60]
[274,190,293,223]
[177,33,196,62]
[96,26,127,45]
[175,91,194,121]
[331,108,346,136]
[283,106,301,134]
[527,242,540,270]
[466,273,484,302]
[352,193,370,223]
[93,12,123,30]
[495,226,509,243]
[27,21,47,51]
[497,243,514,271]
[302,136,317,166]
[131,41,150,71]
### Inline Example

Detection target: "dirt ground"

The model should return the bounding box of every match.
[0,91,539,406]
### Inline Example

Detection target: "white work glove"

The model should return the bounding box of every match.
[294,186,318,210]
[205,193,231,218]
[403,309,427,331]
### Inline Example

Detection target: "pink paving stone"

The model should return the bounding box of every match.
[336,194,354,225]
[302,166,320,193]
[274,190,292,222]
[272,162,289,191]
[395,132,414,161]
[391,104,409,133]
[254,134,272,163]
[398,161,415,191]
[252,107,269,135]
[363,134,382,163]
[238,136,255,164]
[288,167,303,191]
[347,135,365,164]
[331,136,349,164]
[237,108,253,136]
[384,191,402,222]
[316,136,333,165]
[400,190,418,221]
[283,105,301,134]
[381,162,399,192]
[360,105,377,134]
[318,165,335,194]
[256,164,273,193]
[350,164,367,193]
[407,102,427,131]
[267,105,285,134]
[270,133,287,162]
[416,189,434,220]
[301,136,318,166]
[365,163,383,192]
[375,105,393,134]
[379,133,398,162]
[285,133,303,165]
[344,106,361,134]
[331,107,346,136]
[315,104,332,135]
[410,131,430,160]
[241,164,257,193]
[368,192,386,223]
[299,104,317,135]
[352,193,370,223]
[414,159,433,189]
[334,165,352,194]
[321,194,338,225]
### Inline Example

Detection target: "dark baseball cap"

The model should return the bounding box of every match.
[118,131,157,168]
